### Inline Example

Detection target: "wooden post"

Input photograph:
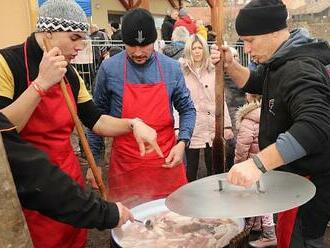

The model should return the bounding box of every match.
[140,0,150,10]
[0,133,33,248]
[209,0,226,174]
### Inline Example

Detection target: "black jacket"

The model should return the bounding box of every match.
[0,113,119,229]
[111,30,122,41]
[243,29,330,238]
[161,15,176,41]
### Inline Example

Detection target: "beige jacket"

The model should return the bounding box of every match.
[179,58,232,149]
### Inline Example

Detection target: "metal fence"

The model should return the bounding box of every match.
[71,40,249,92]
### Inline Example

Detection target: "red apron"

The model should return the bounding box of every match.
[108,53,187,206]
[277,208,299,248]
[21,42,87,248]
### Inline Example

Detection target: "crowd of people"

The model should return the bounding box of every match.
[1,0,329,248]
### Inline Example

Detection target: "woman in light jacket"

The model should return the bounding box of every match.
[179,34,233,182]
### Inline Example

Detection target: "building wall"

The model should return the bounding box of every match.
[0,0,37,48]
[91,0,176,34]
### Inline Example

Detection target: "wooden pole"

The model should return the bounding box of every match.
[210,0,226,174]
[43,38,108,200]
[140,0,150,10]
[0,133,34,248]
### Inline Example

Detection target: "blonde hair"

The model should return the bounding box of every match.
[183,34,212,72]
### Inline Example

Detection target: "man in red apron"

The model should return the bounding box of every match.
[88,8,196,207]
[211,0,330,247]
[0,110,134,231]
[0,1,163,247]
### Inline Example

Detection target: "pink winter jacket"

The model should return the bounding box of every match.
[180,59,232,149]
[234,102,261,163]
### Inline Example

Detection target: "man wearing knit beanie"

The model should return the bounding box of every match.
[0,1,169,247]
[211,0,330,247]
[88,8,196,209]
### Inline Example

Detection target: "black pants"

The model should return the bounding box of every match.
[185,139,236,182]
[185,143,213,182]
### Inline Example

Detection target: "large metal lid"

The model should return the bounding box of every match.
[166,171,316,219]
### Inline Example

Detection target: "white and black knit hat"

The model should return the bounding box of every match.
[37,0,89,33]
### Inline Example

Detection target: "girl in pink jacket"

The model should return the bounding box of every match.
[180,34,234,182]
[234,93,277,248]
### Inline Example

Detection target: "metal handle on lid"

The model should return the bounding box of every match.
[218,179,266,194]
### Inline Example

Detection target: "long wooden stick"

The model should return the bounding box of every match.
[43,38,108,200]
[210,0,226,174]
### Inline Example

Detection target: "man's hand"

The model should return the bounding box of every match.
[162,141,185,168]
[115,202,134,227]
[131,120,164,158]
[210,44,235,69]
[227,158,262,187]
[35,47,68,90]
[86,167,102,189]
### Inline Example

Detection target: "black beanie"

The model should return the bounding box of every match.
[235,0,288,36]
[121,8,158,46]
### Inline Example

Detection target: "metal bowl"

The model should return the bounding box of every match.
[111,198,245,248]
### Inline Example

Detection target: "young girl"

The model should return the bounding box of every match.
[234,93,277,248]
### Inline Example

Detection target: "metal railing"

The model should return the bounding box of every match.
[71,40,249,92]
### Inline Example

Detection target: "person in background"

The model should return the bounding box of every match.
[0,1,161,247]
[110,22,122,41]
[234,93,277,247]
[174,8,197,35]
[87,8,196,207]
[161,8,179,42]
[211,0,330,247]
[196,19,208,41]
[179,34,233,181]
[163,26,190,60]
[90,24,109,69]
[206,24,216,43]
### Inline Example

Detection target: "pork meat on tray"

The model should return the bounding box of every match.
[119,211,240,248]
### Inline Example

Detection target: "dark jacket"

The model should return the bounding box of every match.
[0,112,119,230]
[111,30,122,41]
[243,28,330,238]
[163,41,185,60]
[161,15,176,41]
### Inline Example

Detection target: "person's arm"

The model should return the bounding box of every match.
[1,114,133,229]
[234,119,255,163]
[163,67,196,168]
[0,48,68,132]
[173,70,196,142]
[228,60,330,186]
[210,44,250,88]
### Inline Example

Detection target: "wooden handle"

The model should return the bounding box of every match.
[43,38,108,200]
[211,0,226,173]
